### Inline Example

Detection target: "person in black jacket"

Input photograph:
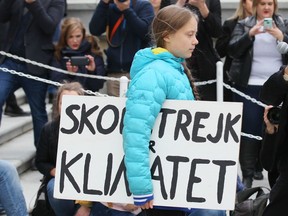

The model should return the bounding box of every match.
[176,0,222,101]
[259,65,288,216]
[0,0,65,148]
[89,0,154,96]
[36,82,92,216]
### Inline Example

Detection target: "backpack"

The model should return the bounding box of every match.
[230,186,270,216]
[31,176,55,216]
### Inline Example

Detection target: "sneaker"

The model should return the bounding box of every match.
[253,171,264,180]
[4,105,30,117]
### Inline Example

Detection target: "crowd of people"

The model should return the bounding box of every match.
[0,0,288,215]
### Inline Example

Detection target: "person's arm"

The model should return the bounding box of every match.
[227,21,254,59]
[215,19,237,58]
[260,106,279,171]
[123,69,166,207]
[26,0,65,35]
[179,0,222,38]
[0,0,15,22]
[35,123,56,177]
[89,0,110,36]
[200,0,222,38]
[50,57,68,83]
[260,65,288,106]
[85,55,106,92]
[121,0,154,40]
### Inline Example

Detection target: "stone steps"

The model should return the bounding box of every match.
[0,89,52,174]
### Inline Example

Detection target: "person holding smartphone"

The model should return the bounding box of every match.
[227,0,288,188]
[50,17,106,100]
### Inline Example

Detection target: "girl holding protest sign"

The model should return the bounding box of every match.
[122,5,226,216]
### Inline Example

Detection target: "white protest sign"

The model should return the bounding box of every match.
[54,96,242,210]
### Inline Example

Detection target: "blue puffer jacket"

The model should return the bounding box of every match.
[123,47,195,206]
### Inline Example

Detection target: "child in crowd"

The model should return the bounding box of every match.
[122,5,225,216]
[50,17,106,101]
[36,82,91,216]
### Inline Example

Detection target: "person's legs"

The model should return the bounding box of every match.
[46,178,76,216]
[233,85,264,188]
[90,202,110,216]
[0,59,20,125]
[4,91,30,117]
[20,75,48,147]
[239,139,259,188]
[0,160,28,216]
[253,151,264,180]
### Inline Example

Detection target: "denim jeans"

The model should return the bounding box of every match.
[0,160,28,216]
[188,209,226,216]
[90,202,136,216]
[0,59,48,147]
[46,178,77,216]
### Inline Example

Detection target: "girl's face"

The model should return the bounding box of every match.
[243,0,253,17]
[164,17,198,59]
[58,90,79,114]
[256,0,274,20]
[67,28,83,50]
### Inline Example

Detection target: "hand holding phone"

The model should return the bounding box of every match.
[263,18,273,30]
[70,56,90,66]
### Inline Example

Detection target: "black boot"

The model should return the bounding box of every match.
[4,93,30,117]
[253,146,264,180]
[239,140,259,188]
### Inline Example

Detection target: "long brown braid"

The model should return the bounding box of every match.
[182,62,200,100]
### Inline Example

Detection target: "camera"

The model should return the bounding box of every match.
[267,106,281,124]
[263,18,273,30]
[69,56,90,66]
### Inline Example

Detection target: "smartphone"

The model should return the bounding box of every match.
[263,18,273,30]
[70,56,90,66]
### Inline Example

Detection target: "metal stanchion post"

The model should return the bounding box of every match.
[119,76,129,97]
[216,61,224,102]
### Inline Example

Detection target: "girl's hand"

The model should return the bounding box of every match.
[85,55,96,72]
[140,200,153,209]
[123,204,140,212]
[66,61,78,73]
